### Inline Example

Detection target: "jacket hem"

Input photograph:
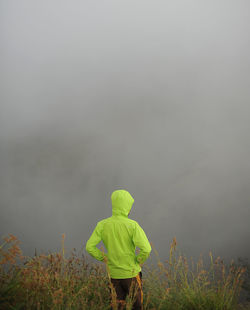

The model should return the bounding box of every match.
[109,268,141,279]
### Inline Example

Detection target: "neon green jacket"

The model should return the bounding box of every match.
[85,189,152,279]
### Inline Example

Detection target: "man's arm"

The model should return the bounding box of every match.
[132,222,152,266]
[85,222,107,262]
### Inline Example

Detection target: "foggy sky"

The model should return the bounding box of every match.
[1,0,250,269]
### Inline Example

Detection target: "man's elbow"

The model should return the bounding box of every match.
[146,249,152,258]
[140,244,151,256]
[142,247,152,259]
[146,244,152,254]
[85,242,92,254]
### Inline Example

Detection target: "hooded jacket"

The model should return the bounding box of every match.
[85,189,152,279]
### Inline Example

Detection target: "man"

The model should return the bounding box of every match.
[86,189,152,310]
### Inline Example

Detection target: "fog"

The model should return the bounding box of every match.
[1,0,250,269]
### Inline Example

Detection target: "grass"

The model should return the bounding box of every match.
[0,233,249,310]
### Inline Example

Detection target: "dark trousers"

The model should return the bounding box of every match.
[110,271,143,310]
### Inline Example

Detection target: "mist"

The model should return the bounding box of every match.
[1,0,250,269]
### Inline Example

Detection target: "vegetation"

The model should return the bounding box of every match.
[0,233,249,310]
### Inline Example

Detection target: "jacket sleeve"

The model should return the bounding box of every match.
[85,222,107,262]
[132,222,152,265]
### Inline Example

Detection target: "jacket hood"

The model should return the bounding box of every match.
[111,189,134,217]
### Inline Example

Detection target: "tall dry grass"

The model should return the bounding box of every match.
[0,233,249,310]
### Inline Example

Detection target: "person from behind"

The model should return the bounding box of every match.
[86,189,152,310]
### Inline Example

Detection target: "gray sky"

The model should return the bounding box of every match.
[1,0,250,269]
